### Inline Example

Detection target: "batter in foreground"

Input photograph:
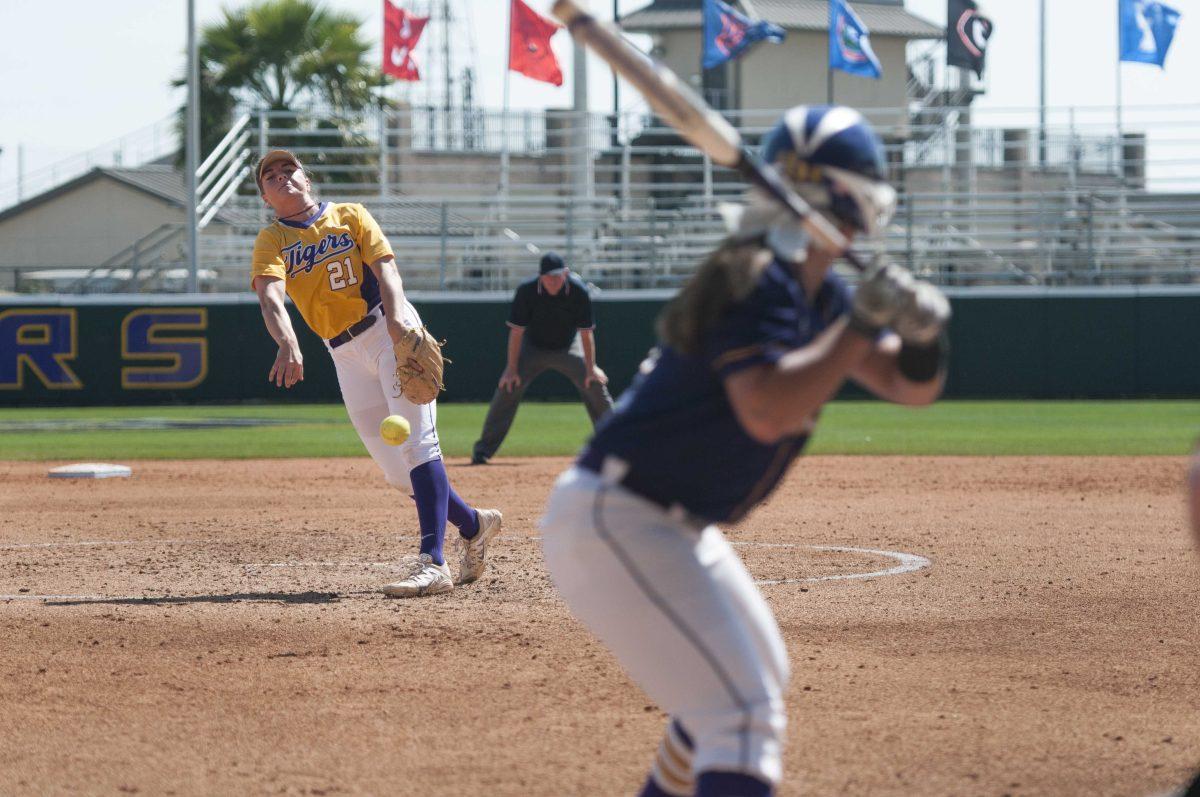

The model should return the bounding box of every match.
[250,149,502,598]
[1180,441,1200,796]
[540,106,950,796]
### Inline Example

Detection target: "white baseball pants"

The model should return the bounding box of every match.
[326,301,442,492]
[540,466,790,786]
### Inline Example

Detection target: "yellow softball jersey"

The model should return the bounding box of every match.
[250,202,394,340]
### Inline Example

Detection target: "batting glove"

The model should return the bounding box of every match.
[849,263,914,338]
[892,281,951,346]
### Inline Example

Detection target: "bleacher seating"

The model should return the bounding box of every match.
[4,104,1199,294]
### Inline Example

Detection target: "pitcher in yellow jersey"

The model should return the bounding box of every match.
[250,149,503,597]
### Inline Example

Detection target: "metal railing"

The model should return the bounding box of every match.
[0,115,177,212]
[4,103,1200,294]
[196,114,252,229]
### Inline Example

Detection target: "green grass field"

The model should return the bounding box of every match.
[0,401,1196,460]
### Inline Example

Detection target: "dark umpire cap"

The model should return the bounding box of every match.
[539,252,567,275]
[255,149,303,191]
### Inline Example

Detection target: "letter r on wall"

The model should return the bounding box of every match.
[0,309,82,389]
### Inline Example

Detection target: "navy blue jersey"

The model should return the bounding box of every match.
[580,258,852,524]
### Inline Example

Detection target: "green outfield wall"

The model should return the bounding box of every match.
[1,287,1197,406]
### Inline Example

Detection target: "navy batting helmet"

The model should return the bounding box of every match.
[759,105,896,237]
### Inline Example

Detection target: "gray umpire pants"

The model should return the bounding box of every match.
[472,337,615,461]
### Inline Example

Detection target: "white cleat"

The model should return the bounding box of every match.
[381,553,453,598]
[457,509,503,585]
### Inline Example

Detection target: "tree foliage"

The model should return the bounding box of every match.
[175,0,389,174]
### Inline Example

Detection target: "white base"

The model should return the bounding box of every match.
[48,463,133,479]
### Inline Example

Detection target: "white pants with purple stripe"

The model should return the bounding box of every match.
[540,465,790,786]
[325,301,442,492]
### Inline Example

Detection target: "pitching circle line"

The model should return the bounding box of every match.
[239,543,931,586]
[744,544,931,585]
[0,541,930,601]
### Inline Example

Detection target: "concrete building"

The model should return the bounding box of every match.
[621,0,942,127]
[0,164,231,292]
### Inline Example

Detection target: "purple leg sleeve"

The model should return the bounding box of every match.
[408,459,449,565]
[447,485,479,539]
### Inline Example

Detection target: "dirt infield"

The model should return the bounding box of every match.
[1,455,1197,796]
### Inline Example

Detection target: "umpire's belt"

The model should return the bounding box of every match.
[328,304,381,349]
[577,450,711,532]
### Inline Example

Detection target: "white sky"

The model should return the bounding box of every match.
[0,0,1196,187]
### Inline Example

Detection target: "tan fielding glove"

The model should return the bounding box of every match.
[393,325,447,405]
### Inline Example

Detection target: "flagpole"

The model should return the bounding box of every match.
[1115,0,1125,186]
[1116,61,1124,182]
[1113,3,1123,195]
[1116,16,1124,160]
[612,0,620,143]
[441,0,452,123]
[573,13,591,204]
[500,0,512,199]
[735,0,760,110]
[1115,68,1122,140]
[827,2,834,104]
[1038,0,1047,168]
[379,69,388,198]
[185,0,199,294]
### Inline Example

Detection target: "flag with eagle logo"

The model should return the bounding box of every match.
[509,0,564,86]
[829,0,882,79]
[702,0,786,70]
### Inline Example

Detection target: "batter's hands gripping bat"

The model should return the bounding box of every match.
[550,0,867,273]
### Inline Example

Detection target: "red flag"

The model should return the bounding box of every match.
[383,0,429,81]
[509,0,564,86]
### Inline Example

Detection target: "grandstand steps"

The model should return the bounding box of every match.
[9,102,1194,294]
[74,182,1200,293]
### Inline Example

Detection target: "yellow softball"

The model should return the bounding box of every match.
[379,414,411,446]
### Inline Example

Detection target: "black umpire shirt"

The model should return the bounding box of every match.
[507,274,595,351]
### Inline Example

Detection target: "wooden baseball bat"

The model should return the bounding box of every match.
[551,0,867,272]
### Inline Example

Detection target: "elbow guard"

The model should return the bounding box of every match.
[897,334,948,383]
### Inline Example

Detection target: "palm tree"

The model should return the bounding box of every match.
[175,0,389,179]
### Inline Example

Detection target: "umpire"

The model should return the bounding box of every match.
[471,252,614,464]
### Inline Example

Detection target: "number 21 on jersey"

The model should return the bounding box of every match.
[327,257,359,290]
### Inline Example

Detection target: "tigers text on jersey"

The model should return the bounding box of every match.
[250,202,392,340]
[579,258,854,524]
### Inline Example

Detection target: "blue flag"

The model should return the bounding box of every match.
[1120,0,1182,68]
[829,0,882,79]
[702,0,786,70]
